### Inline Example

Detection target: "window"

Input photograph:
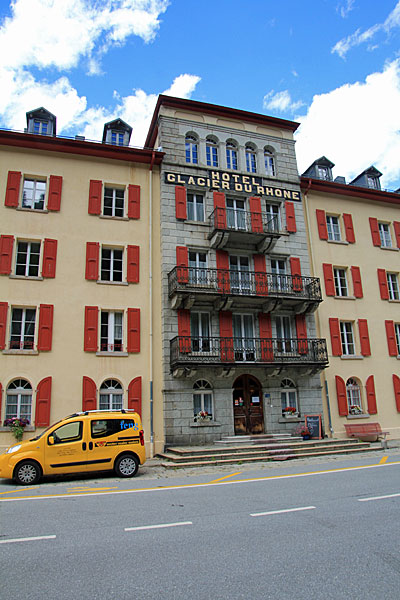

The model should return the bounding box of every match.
[233,314,254,361]
[206,138,218,167]
[91,418,137,438]
[265,203,280,231]
[334,268,348,297]
[270,259,287,292]
[187,193,204,221]
[379,223,392,248]
[193,380,213,421]
[190,312,210,352]
[245,145,257,173]
[111,131,125,146]
[387,273,400,300]
[264,148,275,176]
[226,141,238,170]
[226,198,246,230]
[100,311,123,352]
[230,255,250,293]
[326,215,341,241]
[99,380,123,410]
[275,315,293,353]
[22,179,46,210]
[103,187,124,217]
[395,323,400,355]
[10,308,36,349]
[50,421,83,444]
[101,248,123,282]
[346,378,363,414]
[15,241,41,277]
[367,176,379,189]
[318,166,330,180]
[33,120,48,135]
[340,321,355,355]
[188,251,207,285]
[5,379,32,422]
[185,135,198,164]
[281,379,298,415]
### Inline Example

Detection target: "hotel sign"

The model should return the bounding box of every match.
[165,170,301,201]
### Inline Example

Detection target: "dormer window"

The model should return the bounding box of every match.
[33,120,48,135]
[111,131,125,146]
[26,107,56,136]
[317,166,330,180]
[367,176,379,189]
[302,156,334,181]
[102,119,132,147]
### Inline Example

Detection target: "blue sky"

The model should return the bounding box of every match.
[1,0,399,189]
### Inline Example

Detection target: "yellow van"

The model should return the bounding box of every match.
[0,410,146,485]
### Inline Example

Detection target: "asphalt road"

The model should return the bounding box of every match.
[1,452,399,600]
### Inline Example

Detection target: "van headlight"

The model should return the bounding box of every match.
[6,445,21,454]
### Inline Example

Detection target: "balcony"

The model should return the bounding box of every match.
[168,267,322,313]
[208,208,281,251]
[170,336,328,374]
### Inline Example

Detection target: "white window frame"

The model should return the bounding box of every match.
[33,120,49,135]
[206,139,218,167]
[185,135,198,164]
[226,197,246,230]
[346,378,363,414]
[188,250,208,285]
[367,176,378,189]
[378,222,392,248]
[395,323,400,355]
[100,311,123,352]
[193,380,213,421]
[318,166,330,180]
[103,187,125,217]
[190,312,211,353]
[5,379,33,421]
[111,131,125,146]
[233,313,255,361]
[245,146,257,173]
[99,379,123,410]
[387,273,399,300]
[334,268,348,297]
[270,259,287,292]
[22,178,46,210]
[264,149,276,176]
[187,193,204,221]
[10,307,36,350]
[230,255,251,293]
[326,215,341,241]
[340,321,355,356]
[280,379,298,415]
[100,247,123,282]
[265,202,280,231]
[275,315,294,353]
[226,142,238,170]
[15,240,41,277]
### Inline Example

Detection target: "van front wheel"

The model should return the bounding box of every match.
[14,460,41,485]
[115,454,139,478]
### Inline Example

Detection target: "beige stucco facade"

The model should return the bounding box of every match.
[301,174,400,439]
[0,130,164,454]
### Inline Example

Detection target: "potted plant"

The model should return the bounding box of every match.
[283,406,298,417]
[292,424,312,440]
[349,405,363,415]
[4,417,30,442]
[195,411,212,423]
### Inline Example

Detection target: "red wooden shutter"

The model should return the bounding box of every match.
[365,375,377,415]
[82,376,97,411]
[42,239,58,278]
[316,209,328,240]
[322,263,335,296]
[0,235,14,274]
[249,196,263,233]
[128,377,142,415]
[47,175,63,211]
[88,180,102,215]
[0,382,2,422]
[393,221,400,249]
[285,201,297,233]
[393,374,400,412]
[329,318,342,356]
[219,311,234,361]
[213,191,227,229]
[127,245,140,283]
[358,319,371,356]
[84,306,98,352]
[128,184,140,219]
[127,308,140,353]
[85,242,99,280]
[343,213,355,243]
[35,377,52,427]
[176,246,189,284]
[295,314,308,354]
[178,309,191,353]
[175,186,187,220]
[216,250,230,294]
[5,171,21,207]
[0,302,8,350]
[253,254,268,296]
[369,217,380,246]
[37,304,54,351]
[290,256,303,292]
[259,312,273,361]
[335,375,348,416]
[377,269,389,299]
[351,266,363,298]
[385,320,398,356]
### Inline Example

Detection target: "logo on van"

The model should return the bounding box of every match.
[120,420,138,431]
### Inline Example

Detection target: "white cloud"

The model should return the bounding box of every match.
[332,1,400,58]
[295,59,400,190]
[337,0,355,19]
[263,90,303,113]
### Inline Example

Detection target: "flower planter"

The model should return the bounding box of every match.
[302,434,311,440]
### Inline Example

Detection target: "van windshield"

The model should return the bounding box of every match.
[29,420,62,441]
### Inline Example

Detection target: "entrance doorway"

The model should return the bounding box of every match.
[233,375,264,435]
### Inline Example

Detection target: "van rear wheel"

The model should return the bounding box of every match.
[115,454,139,478]
[14,460,41,485]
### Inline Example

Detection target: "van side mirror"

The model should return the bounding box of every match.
[48,435,55,445]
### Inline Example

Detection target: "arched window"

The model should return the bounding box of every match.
[206,137,219,167]
[245,144,257,173]
[346,378,363,414]
[99,379,123,410]
[5,379,32,422]
[185,134,198,164]
[264,147,276,176]
[226,141,238,170]
[280,378,298,415]
[193,380,213,421]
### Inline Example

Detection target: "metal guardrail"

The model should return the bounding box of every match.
[208,207,280,234]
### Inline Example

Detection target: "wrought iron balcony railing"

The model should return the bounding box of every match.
[208,207,280,235]
[168,267,322,302]
[171,336,328,368]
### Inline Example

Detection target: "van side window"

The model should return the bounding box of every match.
[91,419,137,438]
[49,421,83,444]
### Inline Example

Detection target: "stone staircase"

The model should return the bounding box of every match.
[157,434,381,468]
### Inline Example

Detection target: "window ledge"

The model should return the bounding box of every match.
[334,295,356,301]
[0,426,35,433]
[340,355,364,360]
[96,280,129,286]
[327,239,348,245]
[2,349,39,355]
[184,220,208,227]
[388,299,400,303]
[190,421,221,427]
[96,351,129,357]
[99,215,129,221]
[347,413,370,419]
[380,246,398,251]
[9,275,44,281]
[16,207,48,213]
[278,417,301,424]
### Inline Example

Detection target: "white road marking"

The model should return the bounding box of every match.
[125,521,192,532]
[250,506,316,517]
[0,535,56,544]
[358,492,400,502]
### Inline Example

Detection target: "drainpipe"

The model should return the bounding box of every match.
[302,179,333,436]
[149,151,155,457]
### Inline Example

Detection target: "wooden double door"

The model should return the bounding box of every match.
[233,375,264,435]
